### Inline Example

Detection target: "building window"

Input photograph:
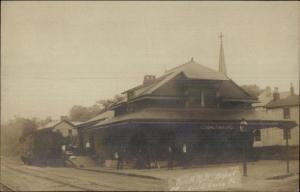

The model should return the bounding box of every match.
[204,89,217,107]
[283,107,290,119]
[127,91,135,100]
[283,129,291,140]
[185,88,206,108]
[200,91,205,107]
[68,129,72,136]
[254,130,261,141]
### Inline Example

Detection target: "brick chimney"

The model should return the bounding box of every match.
[273,87,280,101]
[60,116,68,121]
[290,83,295,96]
[143,75,156,85]
[266,86,272,97]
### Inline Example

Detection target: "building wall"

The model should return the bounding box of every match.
[93,131,107,157]
[53,121,78,137]
[254,106,299,147]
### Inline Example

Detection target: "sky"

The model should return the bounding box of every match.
[1,1,299,123]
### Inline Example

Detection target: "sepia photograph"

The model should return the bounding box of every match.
[1,1,299,191]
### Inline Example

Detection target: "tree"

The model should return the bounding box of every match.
[69,105,102,122]
[38,116,53,127]
[96,94,125,110]
[1,117,40,156]
[20,119,38,137]
[69,94,125,121]
[241,84,263,97]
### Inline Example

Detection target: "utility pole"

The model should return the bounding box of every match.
[240,118,248,176]
[285,128,290,173]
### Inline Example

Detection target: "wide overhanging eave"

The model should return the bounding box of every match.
[83,119,297,132]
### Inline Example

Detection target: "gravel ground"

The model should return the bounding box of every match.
[1,157,166,191]
[1,156,299,191]
[84,160,299,191]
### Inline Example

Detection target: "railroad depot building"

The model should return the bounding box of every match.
[77,60,297,168]
[76,37,297,168]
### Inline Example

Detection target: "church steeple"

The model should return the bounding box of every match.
[219,33,227,76]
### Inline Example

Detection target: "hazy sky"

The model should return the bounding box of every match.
[1,2,299,123]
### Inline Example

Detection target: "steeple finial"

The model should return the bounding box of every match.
[219,32,227,76]
[290,82,295,96]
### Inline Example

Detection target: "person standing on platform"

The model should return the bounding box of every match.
[182,143,188,169]
[136,148,145,169]
[114,151,120,169]
[167,146,174,169]
[118,148,124,170]
[85,141,91,155]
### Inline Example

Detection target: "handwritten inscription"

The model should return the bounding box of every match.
[168,166,241,191]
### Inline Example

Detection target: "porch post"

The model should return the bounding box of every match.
[240,118,248,176]
[285,128,290,173]
[243,137,247,176]
[78,130,84,154]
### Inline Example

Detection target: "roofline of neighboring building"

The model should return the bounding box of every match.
[38,119,78,131]
[63,120,79,128]
[40,121,63,130]
[36,127,54,132]
[265,94,299,109]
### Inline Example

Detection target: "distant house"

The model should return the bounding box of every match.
[253,85,299,159]
[253,86,290,111]
[38,117,82,138]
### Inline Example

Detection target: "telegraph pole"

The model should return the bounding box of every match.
[285,128,290,173]
[240,118,248,176]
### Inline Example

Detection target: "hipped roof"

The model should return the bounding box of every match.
[123,60,228,95]
[266,95,299,108]
[165,59,228,81]
[253,90,290,108]
[121,59,255,101]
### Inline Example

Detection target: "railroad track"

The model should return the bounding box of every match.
[3,164,127,191]
[1,159,165,191]
[0,183,14,191]
[6,166,120,191]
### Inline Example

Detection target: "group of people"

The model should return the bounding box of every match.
[167,143,188,169]
[113,143,189,170]
[114,151,124,169]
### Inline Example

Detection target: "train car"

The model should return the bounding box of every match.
[20,119,81,166]
[21,128,65,166]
